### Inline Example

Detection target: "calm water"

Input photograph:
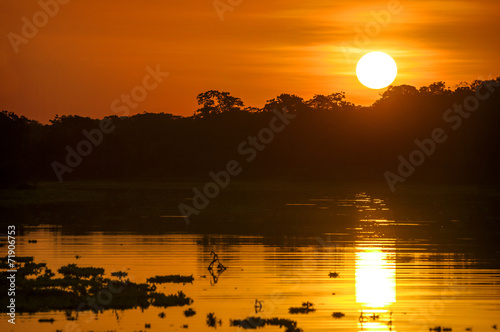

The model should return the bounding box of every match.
[2,193,500,332]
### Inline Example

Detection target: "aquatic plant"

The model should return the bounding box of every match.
[17,262,47,278]
[151,291,192,307]
[184,308,196,317]
[429,327,452,332]
[0,259,193,313]
[58,264,105,278]
[147,274,194,284]
[111,271,128,278]
[0,256,32,269]
[230,317,303,332]
[332,312,345,318]
[289,302,315,314]
[206,313,221,327]
[17,256,35,263]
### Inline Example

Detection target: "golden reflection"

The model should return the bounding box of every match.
[356,244,396,331]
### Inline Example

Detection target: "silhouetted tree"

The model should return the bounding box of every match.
[195,90,244,117]
[418,81,450,95]
[2,79,500,186]
[306,92,352,111]
[0,111,42,188]
[264,93,309,112]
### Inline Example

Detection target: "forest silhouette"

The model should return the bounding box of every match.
[1,79,500,189]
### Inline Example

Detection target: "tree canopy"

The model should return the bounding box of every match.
[1,78,500,188]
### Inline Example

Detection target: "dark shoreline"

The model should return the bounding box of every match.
[1,181,499,245]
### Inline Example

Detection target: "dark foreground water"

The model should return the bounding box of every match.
[1,192,500,332]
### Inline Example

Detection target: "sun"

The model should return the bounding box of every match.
[356,52,397,89]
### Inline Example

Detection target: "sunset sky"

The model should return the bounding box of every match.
[1,0,499,123]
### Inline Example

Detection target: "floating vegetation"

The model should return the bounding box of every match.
[288,302,315,314]
[16,256,35,263]
[184,308,196,317]
[147,275,194,284]
[64,311,77,321]
[429,327,452,332]
[58,264,104,278]
[158,312,166,319]
[207,312,216,327]
[329,272,339,278]
[230,317,303,332]
[111,271,128,278]
[0,256,33,269]
[207,313,222,328]
[0,259,192,313]
[151,291,192,307]
[332,312,345,318]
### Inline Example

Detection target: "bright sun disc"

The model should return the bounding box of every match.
[356,52,397,89]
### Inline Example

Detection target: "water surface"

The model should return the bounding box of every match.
[2,193,500,332]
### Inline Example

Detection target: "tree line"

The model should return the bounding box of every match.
[1,79,500,188]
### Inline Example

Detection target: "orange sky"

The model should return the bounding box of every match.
[1,0,499,123]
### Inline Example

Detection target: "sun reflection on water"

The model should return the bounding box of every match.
[356,244,396,331]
